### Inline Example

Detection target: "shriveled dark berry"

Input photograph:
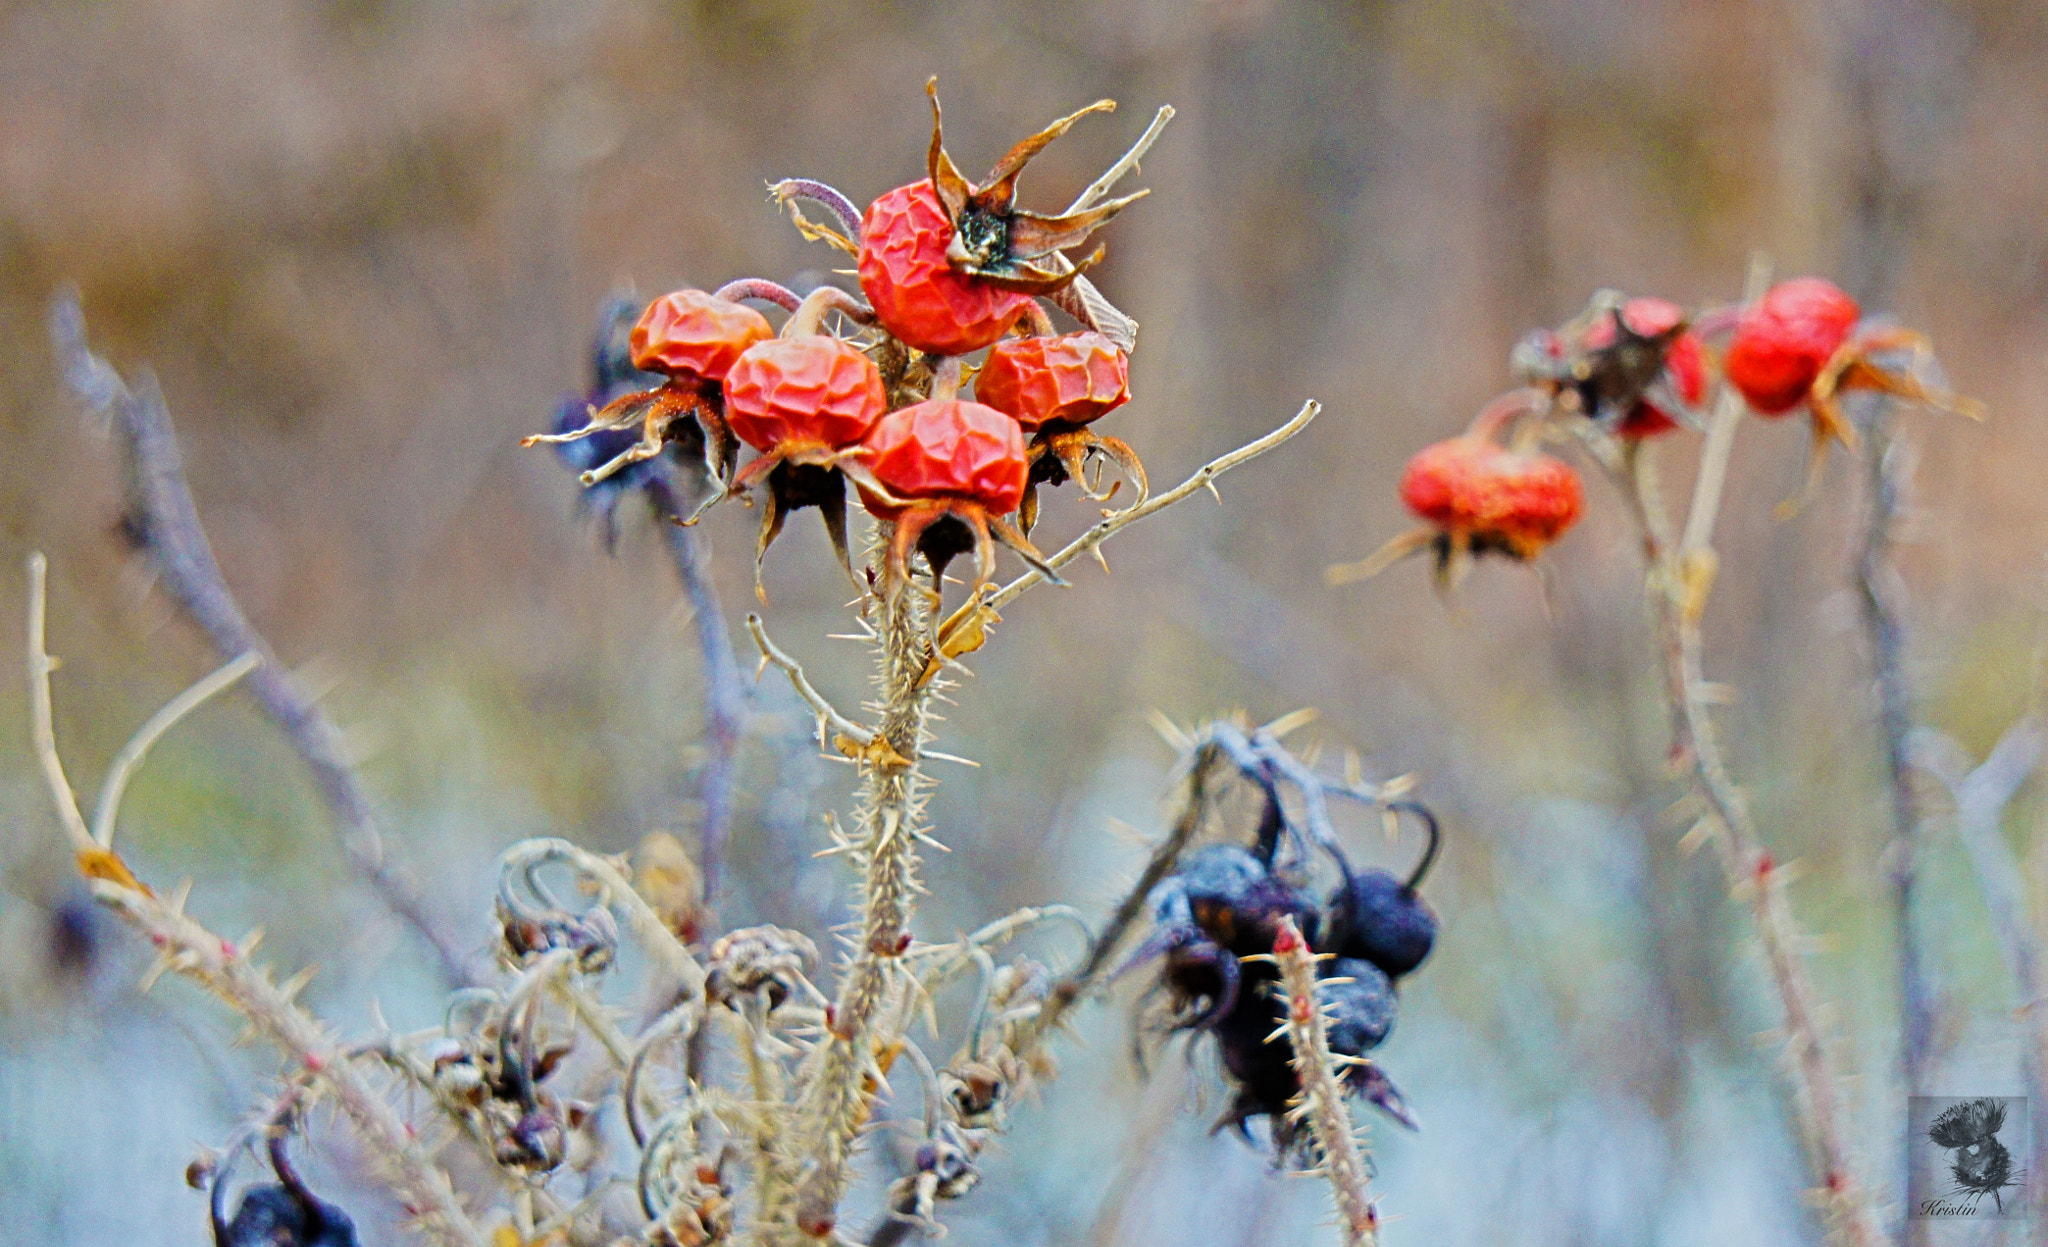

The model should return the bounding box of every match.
[1327,869,1437,979]
[1325,802,1441,979]
[1322,957,1398,1056]
[219,1184,358,1247]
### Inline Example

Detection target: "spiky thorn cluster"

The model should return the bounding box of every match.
[1270,917,1381,1247]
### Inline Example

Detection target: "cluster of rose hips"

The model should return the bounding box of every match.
[1125,785,1441,1154]
[531,81,1154,601]
[1338,277,1979,588]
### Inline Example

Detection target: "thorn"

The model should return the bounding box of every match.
[1146,709,1190,750]
[1261,707,1320,739]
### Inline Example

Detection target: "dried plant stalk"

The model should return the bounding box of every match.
[1271,916,1379,1247]
[49,295,474,986]
[1605,393,1885,1246]
[26,552,487,1247]
[776,534,937,1240]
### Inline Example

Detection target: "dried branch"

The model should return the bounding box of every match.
[1065,105,1175,214]
[1910,718,2048,1225]
[26,553,486,1247]
[651,480,753,908]
[91,649,259,848]
[27,553,94,855]
[1272,917,1379,1247]
[747,613,873,749]
[935,400,1321,652]
[1854,401,1942,1222]
[49,292,476,987]
[1611,398,1886,1245]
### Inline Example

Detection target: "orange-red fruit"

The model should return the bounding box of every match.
[1584,296,1707,438]
[723,337,887,453]
[859,399,1029,519]
[630,289,774,384]
[1400,436,1584,551]
[976,333,1132,431]
[1724,278,1862,415]
[858,182,1032,357]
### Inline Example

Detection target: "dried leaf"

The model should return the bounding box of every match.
[78,845,150,895]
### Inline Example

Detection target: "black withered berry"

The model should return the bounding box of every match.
[1325,802,1441,979]
[1210,986,1297,1144]
[1322,957,1398,1057]
[1128,843,1320,1026]
[217,1186,360,1247]
[213,1137,360,1247]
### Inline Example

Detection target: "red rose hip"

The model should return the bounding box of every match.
[630,288,775,385]
[976,332,1131,432]
[525,287,772,493]
[859,182,1033,357]
[725,337,886,459]
[1724,278,1861,416]
[856,398,1048,594]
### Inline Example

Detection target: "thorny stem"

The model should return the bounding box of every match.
[1854,402,1940,1223]
[781,527,937,1241]
[27,554,487,1247]
[49,294,477,988]
[1272,917,1379,1247]
[1615,421,1884,1246]
[743,407,1322,1241]
[990,400,1318,611]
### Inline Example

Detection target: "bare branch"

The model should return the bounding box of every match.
[91,650,259,849]
[49,292,476,987]
[746,613,873,749]
[1065,105,1175,214]
[934,401,1320,655]
[25,553,93,853]
[650,483,752,908]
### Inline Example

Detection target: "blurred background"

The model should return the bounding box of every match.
[3,0,2046,1243]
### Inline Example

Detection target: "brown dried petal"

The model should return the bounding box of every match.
[1004,192,1148,259]
[977,98,1118,213]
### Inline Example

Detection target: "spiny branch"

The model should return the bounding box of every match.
[26,552,486,1247]
[1272,917,1379,1247]
[935,400,1321,653]
[1609,386,1885,1246]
